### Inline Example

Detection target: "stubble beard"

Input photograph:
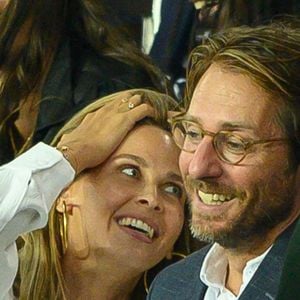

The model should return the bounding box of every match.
[187,171,297,251]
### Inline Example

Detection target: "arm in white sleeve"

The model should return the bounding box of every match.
[0,142,75,299]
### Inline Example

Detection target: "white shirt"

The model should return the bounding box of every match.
[0,143,75,300]
[200,243,272,300]
[142,0,163,54]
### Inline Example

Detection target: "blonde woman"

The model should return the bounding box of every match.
[15,89,187,299]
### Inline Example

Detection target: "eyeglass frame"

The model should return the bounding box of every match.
[169,114,288,165]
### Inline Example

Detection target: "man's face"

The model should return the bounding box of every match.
[180,63,297,249]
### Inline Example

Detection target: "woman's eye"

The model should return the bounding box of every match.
[164,184,183,199]
[121,166,140,178]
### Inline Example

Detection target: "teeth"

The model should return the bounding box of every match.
[118,217,154,239]
[198,190,233,205]
[213,194,218,201]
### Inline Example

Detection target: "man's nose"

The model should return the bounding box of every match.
[185,136,223,179]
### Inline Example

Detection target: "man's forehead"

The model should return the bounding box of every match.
[186,64,280,134]
[190,63,267,103]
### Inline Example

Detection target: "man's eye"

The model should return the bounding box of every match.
[164,184,183,199]
[226,137,245,153]
[121,167,140,177]
[186,129,200,139]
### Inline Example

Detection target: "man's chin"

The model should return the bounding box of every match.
[190,217,227,241]
[190,223,242,248]
[189,215,251,249]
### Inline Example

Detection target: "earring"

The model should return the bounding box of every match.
[143,252,186,294]
[59,201,68,254]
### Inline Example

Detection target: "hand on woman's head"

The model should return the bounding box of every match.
[56,91,155,174]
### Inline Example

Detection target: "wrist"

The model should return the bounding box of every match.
[56,145,79,175]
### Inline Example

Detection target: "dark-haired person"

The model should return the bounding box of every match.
[148,21,300,300]
[0,0,166,165]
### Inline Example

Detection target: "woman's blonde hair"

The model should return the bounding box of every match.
[17,89,181,299]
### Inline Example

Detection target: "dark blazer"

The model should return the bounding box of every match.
[276,218,300,300]
[148,224,296,300]
[150,0,195,79]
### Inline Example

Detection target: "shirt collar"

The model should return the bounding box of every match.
[200,243,228,289]
[200,243,273,295]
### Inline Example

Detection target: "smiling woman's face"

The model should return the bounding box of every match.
[62,124,185,271]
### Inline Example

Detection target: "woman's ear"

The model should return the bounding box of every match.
[56,183,77,213]
[56,183,90,259]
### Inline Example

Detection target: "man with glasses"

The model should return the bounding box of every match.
[148,21,300,300]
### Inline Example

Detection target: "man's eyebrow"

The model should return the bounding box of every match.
[182,114,255,131]
[221,121,255,131]
[113,154,147,167]
[179,113,203,124]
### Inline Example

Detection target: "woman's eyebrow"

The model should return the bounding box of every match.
[165,172,183,183]
[113,154,147,167]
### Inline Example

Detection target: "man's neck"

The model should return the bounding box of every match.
[222,216,297,296]
[224,249,261,296]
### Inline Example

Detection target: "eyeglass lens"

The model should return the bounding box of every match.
[173,121,246,164]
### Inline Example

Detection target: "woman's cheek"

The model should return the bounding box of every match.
[99,176,138,208]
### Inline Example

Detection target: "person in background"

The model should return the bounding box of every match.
[192,0,300,32]
[153,0,300,99]
[0,0,165,165]
[148,0,196,99]
[148,21,300,300]
[10,89,188,300]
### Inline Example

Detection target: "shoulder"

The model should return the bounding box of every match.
[148,245,211,299]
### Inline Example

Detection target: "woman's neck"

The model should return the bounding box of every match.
[63,255,142,300]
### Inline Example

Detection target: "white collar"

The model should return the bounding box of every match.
[200,243,272,297]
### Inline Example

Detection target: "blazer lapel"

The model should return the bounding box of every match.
[239,223,296,300]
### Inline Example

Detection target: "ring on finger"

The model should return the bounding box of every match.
[128,102,135,109]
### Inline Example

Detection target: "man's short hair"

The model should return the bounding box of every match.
[185,20,300,163]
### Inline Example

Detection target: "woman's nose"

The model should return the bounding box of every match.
[135,188,164,212]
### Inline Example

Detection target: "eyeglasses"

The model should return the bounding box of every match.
[171,116,287,165]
